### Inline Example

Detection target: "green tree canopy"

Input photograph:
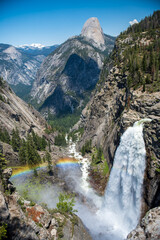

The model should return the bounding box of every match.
[56,193,77,214]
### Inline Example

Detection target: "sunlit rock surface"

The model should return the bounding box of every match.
[81,17,105,50]
[127,207,160,240]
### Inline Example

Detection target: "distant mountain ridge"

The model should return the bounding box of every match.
[31,17,116,117]
[0,43,58,87]
[17,43,59,56]
[18,43,46,49]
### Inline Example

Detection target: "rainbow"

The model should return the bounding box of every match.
[56,158,79,168]
[11,163,48,179]
[10,158,79,179]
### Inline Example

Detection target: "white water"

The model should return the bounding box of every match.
[68,138,90,190]
[67,119,151,239]
[11,120,151,240]
[66,136,102,207]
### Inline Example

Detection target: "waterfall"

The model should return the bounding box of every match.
[101,119,151,239]
[10,120,151,240]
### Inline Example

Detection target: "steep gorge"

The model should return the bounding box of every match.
[77,10,160,224]
[0,78,92,240]
[0,11,160,240]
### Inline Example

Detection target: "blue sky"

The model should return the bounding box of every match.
[0,0,159,46]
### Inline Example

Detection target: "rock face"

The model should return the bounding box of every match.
[81,17,105,50]
[0,78,48,166]
[31,18,115,117]
[0,43,58,99]
[127,207,160,240]
[0,142,19,166]
[77,65,127,167]
[78,62,160,208]
[0,79,46,138]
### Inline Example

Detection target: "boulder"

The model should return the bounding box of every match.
[127,207,160,240]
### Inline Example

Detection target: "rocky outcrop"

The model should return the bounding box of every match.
[0,142,19,166]
[0,80,46,138]
[127,207,160,240]
[31,18,115,117]
[0,169,92,240]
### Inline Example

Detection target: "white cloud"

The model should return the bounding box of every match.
[129,19,139,26]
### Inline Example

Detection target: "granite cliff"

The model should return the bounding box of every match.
[0,77,47,166]
[81,17,105,50]
[31,17,115,117]
[0,78,46,138]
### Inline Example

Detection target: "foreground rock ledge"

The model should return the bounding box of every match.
[127,207,160,240]
[0,167,92,240]
[0,190,92,240]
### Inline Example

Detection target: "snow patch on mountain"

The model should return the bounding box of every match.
[18,43,45,49]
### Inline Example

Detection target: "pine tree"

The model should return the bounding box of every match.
[18,139,27,165]
[97,147,103,162]
[142,54,147,72]
[149,49,155,81]
[11,128,21,152]
[31,130,47,151]
[48,140,51,152]
[0,128,10,144]
[0,153,7,177]
[31,130,38,149]
[41,136,47,150]
[81,146,85,156]
[4,129,10,144]
[26,134,41,168]
[45,151,52,173]
[155,58,159,81]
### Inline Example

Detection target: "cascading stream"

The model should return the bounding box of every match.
[67,136,102,208]
[10,120,151,240]
[66,120,151,239]
[68,139,90,190]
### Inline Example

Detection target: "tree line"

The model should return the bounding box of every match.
[0,127,52,171]
[111,11,160,92]
[122,10,160,35]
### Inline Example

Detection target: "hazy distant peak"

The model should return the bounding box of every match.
[3,45,22,61]
[30,43,45,48]
[81,17,105,49]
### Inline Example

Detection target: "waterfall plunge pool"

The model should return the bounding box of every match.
[10,120,151,240]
